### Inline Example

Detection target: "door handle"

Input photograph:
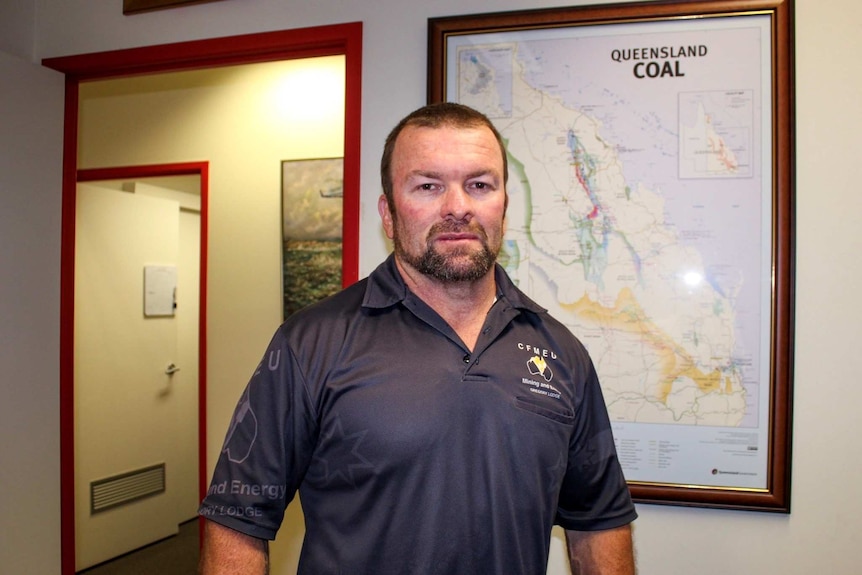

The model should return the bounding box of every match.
[165,363,180,375]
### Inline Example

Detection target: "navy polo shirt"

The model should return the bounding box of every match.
[199,254,636,574]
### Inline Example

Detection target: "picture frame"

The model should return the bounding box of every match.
[429,0,795,512]
[281,158,345,320]
[123,0,225,15]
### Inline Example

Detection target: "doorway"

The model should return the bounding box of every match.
[74,169,203,570]
[44,23,363,575]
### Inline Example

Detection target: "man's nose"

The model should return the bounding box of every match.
[440,186,472,220]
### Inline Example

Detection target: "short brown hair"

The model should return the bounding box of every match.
[380,102,508,207]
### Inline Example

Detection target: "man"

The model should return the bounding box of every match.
[199,102,637,574]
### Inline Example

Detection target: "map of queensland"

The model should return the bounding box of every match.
[455,23,768,430]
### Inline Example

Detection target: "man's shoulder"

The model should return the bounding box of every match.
[503,295,591,366]
[282,277,370,328]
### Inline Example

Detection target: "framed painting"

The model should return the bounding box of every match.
[429,0,795,512]
[281,157,344,320]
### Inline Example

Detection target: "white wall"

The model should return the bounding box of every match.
[0,0,35,58]
[1,0,860,573]
[0,52,63,574]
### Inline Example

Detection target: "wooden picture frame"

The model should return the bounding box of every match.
[123,0,225,15]
[429,0,795,512]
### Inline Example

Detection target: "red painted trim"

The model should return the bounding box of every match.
[197,163,210,532]
[43,23,358,80]
[341,22,362,287]
[59,77,79,575]
[49,23,362,574]
[77,162,208,181]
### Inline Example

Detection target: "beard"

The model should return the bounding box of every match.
[393,219,500,283]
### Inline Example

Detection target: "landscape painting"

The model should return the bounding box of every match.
[281,158,343,319]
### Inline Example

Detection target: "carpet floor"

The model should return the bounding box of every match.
[78,519,200,575]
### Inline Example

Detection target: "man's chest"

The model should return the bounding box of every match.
[302,325,578,491]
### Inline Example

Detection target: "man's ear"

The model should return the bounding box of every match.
[378,194,395,240]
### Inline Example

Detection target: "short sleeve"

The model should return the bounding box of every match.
[198,328,318,540]
[555,361,637,531]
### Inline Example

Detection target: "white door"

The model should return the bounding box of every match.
[74,183,187,570]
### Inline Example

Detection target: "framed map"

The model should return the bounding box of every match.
[429,0,795,512]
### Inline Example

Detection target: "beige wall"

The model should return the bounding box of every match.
[1,0,861,573]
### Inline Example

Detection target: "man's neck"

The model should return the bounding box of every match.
[395,257,497,351]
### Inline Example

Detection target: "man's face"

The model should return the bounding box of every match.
[379,124,507,284]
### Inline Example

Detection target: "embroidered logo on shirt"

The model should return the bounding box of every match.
[222,386,258,464]
[527,355,553,382]
[519,344,563,399]
[517,342,558,360]
[221,348,283,465]
[308,416,376,489]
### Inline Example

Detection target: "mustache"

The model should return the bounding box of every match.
[426,220,488,240]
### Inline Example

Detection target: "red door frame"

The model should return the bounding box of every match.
[43,22,362,574]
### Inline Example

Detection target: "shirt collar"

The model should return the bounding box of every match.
[362,253,547,315]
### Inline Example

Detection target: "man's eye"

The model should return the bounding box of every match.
[419,183,436,191]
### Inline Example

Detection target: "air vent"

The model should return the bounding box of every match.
[90,463,166,514]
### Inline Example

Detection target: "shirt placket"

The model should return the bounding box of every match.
[462,297,520,376]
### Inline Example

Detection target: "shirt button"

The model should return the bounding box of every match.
[463,354,470,363]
